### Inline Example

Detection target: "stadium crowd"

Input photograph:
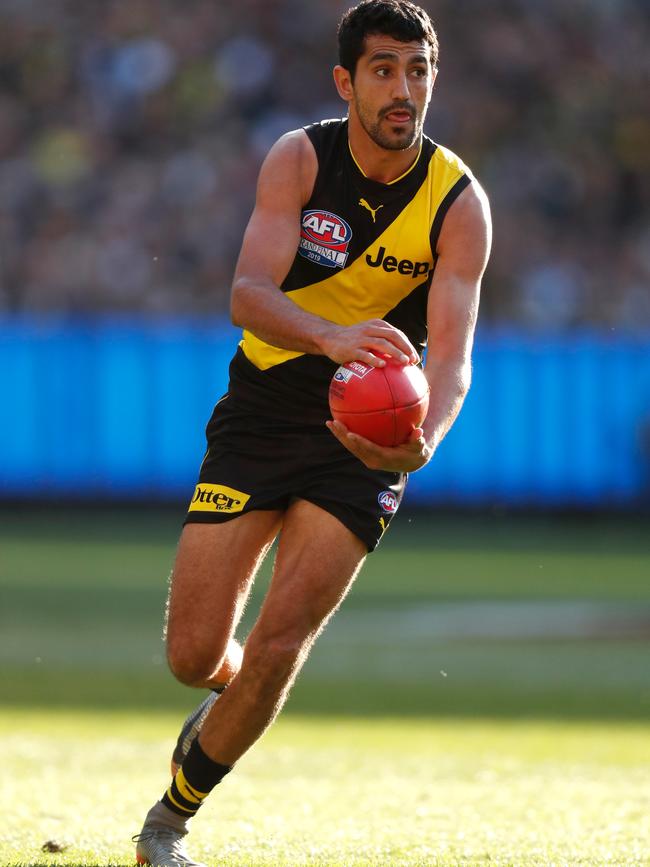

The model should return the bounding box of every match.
[0,0,648,331]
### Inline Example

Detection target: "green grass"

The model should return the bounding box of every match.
[2,507,649,601]
[2,710,649,866]
[1,507,649,864]
[1,507,648,719]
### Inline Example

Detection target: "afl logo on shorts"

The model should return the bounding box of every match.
[299,209,352,269]
[378,490,398,513]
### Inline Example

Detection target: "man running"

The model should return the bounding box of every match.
[135,2,491,864]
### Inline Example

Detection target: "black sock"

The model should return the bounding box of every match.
[162,739,232,818]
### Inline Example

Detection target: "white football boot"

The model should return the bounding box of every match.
[134,824,205,867]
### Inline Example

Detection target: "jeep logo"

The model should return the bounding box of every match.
[365,246,430,278]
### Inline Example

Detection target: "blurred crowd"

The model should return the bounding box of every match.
[0,0,648,331]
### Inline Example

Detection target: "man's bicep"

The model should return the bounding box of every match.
[235,203,302,288]
[426,182,491,361]
[435,181,491,283]
[234,132,313,288]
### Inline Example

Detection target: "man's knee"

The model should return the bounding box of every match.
[166,635,228,687]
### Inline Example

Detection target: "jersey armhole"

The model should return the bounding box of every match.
[302,120,346,208]
[300,130,320,205]
[429,173,472,256]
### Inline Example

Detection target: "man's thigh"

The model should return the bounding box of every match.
[167,509,282,661]
[247,499,368,649]
[195,501,368,763]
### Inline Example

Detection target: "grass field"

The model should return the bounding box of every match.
[1,506,649,865]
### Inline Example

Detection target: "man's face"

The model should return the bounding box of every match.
[349,34,436,151]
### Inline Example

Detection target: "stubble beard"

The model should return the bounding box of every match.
[354,97,422,151]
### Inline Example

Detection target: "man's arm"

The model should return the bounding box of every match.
[327,179,492,470]
[230,130,418,367]
[420,179,491,453]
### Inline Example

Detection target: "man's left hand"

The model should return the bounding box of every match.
[326,420,433,472]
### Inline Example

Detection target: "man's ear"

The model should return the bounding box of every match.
[333,65,354,102]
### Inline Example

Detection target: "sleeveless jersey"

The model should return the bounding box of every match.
[228,118,473,425]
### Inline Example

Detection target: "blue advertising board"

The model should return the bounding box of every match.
[1,317,649,506]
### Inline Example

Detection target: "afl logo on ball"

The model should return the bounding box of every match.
[378,490,398,513]
[299,209,352,269]
[333,367,354,383]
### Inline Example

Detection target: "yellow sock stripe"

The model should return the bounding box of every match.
[165,786,197,815]
[175,768,208,803]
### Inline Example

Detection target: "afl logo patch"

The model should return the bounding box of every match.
[299,209,352,269]
[378,490,398,513]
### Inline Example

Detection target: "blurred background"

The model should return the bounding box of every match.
[0,0,649,723]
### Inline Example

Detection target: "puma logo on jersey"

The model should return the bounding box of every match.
[366,245,431,278]
[358,198,384,222]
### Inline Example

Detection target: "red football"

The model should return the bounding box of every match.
[328,359,430,447]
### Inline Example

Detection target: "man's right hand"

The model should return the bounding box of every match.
[319,318,419,367]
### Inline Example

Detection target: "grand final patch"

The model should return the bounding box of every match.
[298,209,352,269]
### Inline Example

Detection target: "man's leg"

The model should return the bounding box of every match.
[196,498,367,764]
[165,510,282,688]
[137,499,367,865]
[165,511,282,775]
[135,509,282,866]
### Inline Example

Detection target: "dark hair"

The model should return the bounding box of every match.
[338,0,439,79]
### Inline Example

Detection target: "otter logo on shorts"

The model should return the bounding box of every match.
[378,490,398,513]
[189,484,251,513]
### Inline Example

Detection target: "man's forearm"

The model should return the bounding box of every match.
[231,277,335,356]
[231,277,419,368]
[422,357,472,453]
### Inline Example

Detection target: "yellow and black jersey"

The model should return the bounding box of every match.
[228,117,473,425]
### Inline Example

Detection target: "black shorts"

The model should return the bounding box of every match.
[184,394,407,551]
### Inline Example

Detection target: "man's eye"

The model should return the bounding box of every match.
[375,67,390,76]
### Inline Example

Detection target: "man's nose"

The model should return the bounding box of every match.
[390,71,410,102]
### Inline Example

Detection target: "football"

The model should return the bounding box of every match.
[328,359,430,447]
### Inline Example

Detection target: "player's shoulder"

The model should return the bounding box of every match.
[434,148,491,253]
[258,127,319,203]
[426,136,489,210]
[303,117,347,138]
[265,127,313,163]
[262,118,347,203]
[269,118,345,156]
[426,137,474,180]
